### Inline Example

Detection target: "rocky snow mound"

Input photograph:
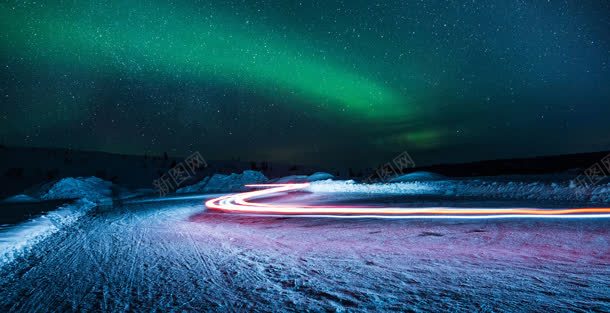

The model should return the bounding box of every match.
[176,170,268,193]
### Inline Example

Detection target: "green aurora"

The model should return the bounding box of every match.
[1,2,408,120]
[2,1,609,167]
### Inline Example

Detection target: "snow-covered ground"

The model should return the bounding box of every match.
[0,177,112,266]
[308,176,610,203]
[0,199,96,265]
[0,173,609,311]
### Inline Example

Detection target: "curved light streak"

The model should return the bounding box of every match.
[205,183,610,219]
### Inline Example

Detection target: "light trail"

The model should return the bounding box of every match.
[205,183,610,219]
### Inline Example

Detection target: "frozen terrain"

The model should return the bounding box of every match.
[176,170,269,193]
[0,174,609,312]
[0,177,112,265]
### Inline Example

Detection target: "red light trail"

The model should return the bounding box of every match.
[205,183,610,219]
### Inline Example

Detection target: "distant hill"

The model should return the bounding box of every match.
[0,146,321,197]
[379,150,610,179]
[2,145,608,197]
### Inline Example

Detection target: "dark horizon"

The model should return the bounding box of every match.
[3,143,609,174]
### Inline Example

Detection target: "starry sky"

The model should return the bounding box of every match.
[1,1,609,169]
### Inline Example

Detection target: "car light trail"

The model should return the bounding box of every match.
[205,183,610,219]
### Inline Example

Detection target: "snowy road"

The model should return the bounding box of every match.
[1,194,609,312]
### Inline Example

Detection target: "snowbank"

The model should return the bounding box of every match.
[273,175,306,183]
[388,171,445,182]
[1,194,38,203]
[0,199,96,267]
[178,171,331,193]
[176,170,268,193]
[309,178,610,203]
[307,180,437,195]
[176,177,211,193]
[306,172,334,181]
[0,177,114,267]
[273,172,335,183]
[446,179,610,202]
[41,177,112,203]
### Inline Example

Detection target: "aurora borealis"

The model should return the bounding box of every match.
[1,1,610,168]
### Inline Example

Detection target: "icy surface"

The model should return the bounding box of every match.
[176,170,267,193]
[0,178,609,311]
[0,196,608,312]
[0,199,96,266]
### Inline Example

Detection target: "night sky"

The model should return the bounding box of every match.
[1,1,609,168]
